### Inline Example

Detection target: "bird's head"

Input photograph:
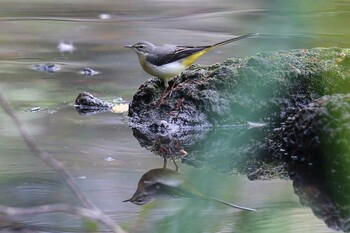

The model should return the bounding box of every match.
[124,41,154,58]
[123,192,154,206]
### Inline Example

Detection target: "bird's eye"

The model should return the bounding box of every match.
[137,44,144,49]
[137,199,143,204]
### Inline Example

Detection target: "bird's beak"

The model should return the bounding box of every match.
[123,198,132,202]
[124,45,133,48]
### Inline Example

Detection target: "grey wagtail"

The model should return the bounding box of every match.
[125,33,258,88]
[125,33,258,104]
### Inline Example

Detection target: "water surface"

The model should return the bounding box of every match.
[1,0,349,232]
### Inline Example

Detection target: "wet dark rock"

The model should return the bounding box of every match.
[78,67,100,76]
[271,94,350,163]
[75,92,113,108]
[74,92,113,116]
[32,63,60,73]
[27,107,44,113]
[271,94,350,232]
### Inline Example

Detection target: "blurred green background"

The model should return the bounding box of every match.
[0,0,349,232]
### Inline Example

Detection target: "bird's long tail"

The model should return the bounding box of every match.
[209,196,257,212]
[181,33,258,67]
[212,33,259,49]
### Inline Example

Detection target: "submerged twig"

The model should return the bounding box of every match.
[0,91,126,233]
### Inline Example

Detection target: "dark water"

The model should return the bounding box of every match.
[1,0,349,232]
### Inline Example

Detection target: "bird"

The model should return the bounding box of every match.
[125,33,258,102]
[123,167,257,212]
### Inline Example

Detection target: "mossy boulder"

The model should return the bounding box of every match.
[129,47,350,129]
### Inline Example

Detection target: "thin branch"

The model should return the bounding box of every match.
[0,204,125,233]
[0,91,126,233]
[0,92,95,209]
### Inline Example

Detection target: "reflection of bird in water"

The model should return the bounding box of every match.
[123,167,256,212]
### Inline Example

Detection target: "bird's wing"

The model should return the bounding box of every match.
[145,33,258,66]
[147,45,210,66]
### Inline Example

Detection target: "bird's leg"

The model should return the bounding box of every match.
[168,76,181,98]
[157,79,171,106]
[157,88,169,106]
[163,156,168,168]
[157,76,181,106]
[166,148,180,172]
[171,157,179,172]
[164,147,180,172]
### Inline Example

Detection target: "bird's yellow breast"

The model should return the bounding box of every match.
[138,55,156,76]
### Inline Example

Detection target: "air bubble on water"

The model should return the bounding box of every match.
[104,157,115,162]
[99,14,111,20]
[57,42,76,53]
